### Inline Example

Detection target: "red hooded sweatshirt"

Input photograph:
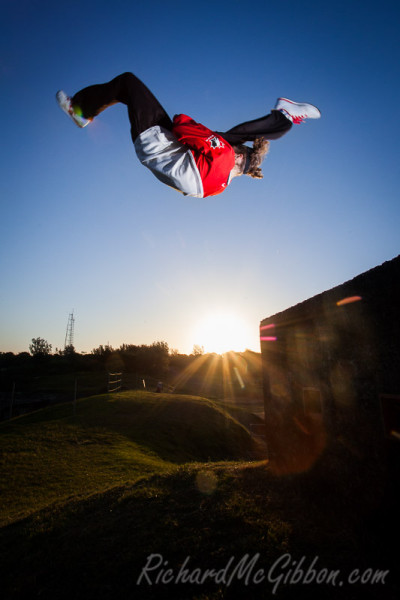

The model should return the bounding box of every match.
[134,115,235,198]
[171,114,235,197]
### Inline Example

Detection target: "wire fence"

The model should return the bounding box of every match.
[0,372,176,421]
[108,372,122,393]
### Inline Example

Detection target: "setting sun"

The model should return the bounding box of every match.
[192,311,255,354]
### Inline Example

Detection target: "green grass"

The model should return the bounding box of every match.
[0,390,398,600]
[0,391,257,525]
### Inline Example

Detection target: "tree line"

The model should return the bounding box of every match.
[1,339,262,404]
[0,338,179,379]
[1,337,262,382]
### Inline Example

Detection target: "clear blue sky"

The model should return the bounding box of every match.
[1,0,399,355]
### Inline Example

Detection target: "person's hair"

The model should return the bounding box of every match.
[233,138,270,179]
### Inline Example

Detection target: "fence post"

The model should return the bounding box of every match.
[9,382,15,419]
[73,378,77,416]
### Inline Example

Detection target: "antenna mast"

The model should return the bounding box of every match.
[64,311,75,350]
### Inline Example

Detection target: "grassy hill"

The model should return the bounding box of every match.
[0,391,259,525]
[0,391,398,599]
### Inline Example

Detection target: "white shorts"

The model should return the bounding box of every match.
[134,126,204,198]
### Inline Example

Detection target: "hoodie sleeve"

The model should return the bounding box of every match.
[172,114,230,154]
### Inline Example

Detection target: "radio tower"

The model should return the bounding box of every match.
[64,311,75,350]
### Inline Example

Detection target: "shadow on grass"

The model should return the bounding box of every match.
[1,392,399,599]
[1,443,399,600]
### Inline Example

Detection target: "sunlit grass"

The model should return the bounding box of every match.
[0,418,171,526]
[0,390,257,526]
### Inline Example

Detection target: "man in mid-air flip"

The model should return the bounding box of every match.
[56,72,320,198]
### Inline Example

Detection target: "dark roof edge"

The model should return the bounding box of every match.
[260,254,400,326]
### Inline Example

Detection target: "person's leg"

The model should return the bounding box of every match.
[71,72,173,141]
[218,110,292,145]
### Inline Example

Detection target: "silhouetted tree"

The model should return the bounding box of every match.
[192,344,204,356]
[29,337,52,357]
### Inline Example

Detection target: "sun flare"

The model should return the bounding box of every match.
[192,311,254,354]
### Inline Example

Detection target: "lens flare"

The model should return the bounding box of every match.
[233,366,245,389]
[336,296,362,306]
[195,470,218,495]
[260,323,277,341]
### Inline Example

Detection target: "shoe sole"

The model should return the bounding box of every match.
[278,97,321,119]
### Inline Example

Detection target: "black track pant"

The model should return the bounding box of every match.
[72,72,292,145]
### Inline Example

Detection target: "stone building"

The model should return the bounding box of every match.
[260,255,400,473]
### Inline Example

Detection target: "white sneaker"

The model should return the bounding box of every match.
[274,97,321,124]
[56,90,91,128]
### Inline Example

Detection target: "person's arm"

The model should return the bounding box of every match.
[172,114,227,155]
